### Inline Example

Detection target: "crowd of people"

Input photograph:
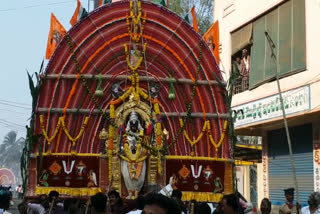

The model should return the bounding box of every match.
[1,186,320,214]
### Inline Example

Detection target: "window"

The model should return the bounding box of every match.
[250,0,306,88]
[231,0,306,91]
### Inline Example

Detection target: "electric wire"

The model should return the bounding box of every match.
[0,0,74,12]
[0,99,31,107]
[0,102,32,110]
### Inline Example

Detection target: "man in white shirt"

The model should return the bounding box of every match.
[302,192,320,214]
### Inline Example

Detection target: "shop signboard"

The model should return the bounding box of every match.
[233,85,310,127]
[262,139,269,198]
[314,124,320,191]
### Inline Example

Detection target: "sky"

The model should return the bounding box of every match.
[0,0,91,142]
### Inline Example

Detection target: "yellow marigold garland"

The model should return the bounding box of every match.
[208,121,228,151]
[179,119,228,151]
[179,119,209,146]
[122,143,142,162]
[39,115,89,148]
[62,117,89,147]
[129,1,142,25]
[39,115,61,145]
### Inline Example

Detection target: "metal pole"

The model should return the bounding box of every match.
[265,31,299,204]
[88,0,90,12]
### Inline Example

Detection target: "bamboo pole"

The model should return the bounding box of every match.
[37,107,229,118]
[265,31,299,205]
[45,74,221,86]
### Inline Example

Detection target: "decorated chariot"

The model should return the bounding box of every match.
[23,0,234,202]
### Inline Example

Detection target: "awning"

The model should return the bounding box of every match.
[231,23,253,55]
[234,143,262,163]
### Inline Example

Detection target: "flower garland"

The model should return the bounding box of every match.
[61,117,89,147]
[39,115,62,145]
[152,99,162,174]
[208,121,228,152]
[39,115,89,151]
[179,119,209,146]
[107,123,114,181]
[129,0,142,25]
[126,10,146,42]
[65,35,114,126]
[179,119,228,152]
[120,144,147,163]
[164,43,204,152]
[124,44,147,72]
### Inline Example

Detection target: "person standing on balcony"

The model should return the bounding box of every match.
[235,57,244,75]
[242,49,250,75]
[241,49,250,90]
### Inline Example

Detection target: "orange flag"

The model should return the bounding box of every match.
[203,20,220,64]
[184,5,199,33]
[45,13,66,59]
[191,6,199,33]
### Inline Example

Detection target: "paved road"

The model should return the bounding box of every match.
[8,198,21,214]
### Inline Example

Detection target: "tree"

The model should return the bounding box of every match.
[152,0,213,35]
[0,131,25,184]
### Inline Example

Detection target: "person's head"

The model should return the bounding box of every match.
[136,195,146,210]
[108,190,121,207]
[260,198,271,214]
[18,202,28,214]
[242,49,248,57]
[142,193,181,214]
[39,194,49,209]
[171,190,182,200]
[308,192,320,209]
[236,57,241,64]
[195,202,211,214]
[48,190,59,202]
[284,188,294,203]
[91,192,107,213]
[221,194,239,214]
[0,188,11,210]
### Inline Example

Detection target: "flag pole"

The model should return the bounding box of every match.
[264,31,300,205]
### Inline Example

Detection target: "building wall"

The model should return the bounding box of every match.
[214,0,320,111]
[257,163,264,208]
[214,0,320,205]
[235,165,251,200]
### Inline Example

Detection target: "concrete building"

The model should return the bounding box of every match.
[214,0,320,207]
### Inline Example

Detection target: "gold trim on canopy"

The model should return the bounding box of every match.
[182,192,223,202]
[35,187,101,196]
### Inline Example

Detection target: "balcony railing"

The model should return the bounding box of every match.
[234,74,249,94]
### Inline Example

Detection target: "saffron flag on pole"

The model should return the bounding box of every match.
[203,21,220,64]
[45,13,66,59]
[184,5,199,33]
[70,0,88,26]
[99,0,111,6]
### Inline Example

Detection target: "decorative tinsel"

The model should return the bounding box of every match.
[95,74,103,97]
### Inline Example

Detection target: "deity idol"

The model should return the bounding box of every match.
[120,111,148,198]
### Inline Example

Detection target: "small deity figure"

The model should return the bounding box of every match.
[120,111,148,199]
[75,161,86,176]
[39,170,49,187]
[213,177,223,193]
[87,170,97,187]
